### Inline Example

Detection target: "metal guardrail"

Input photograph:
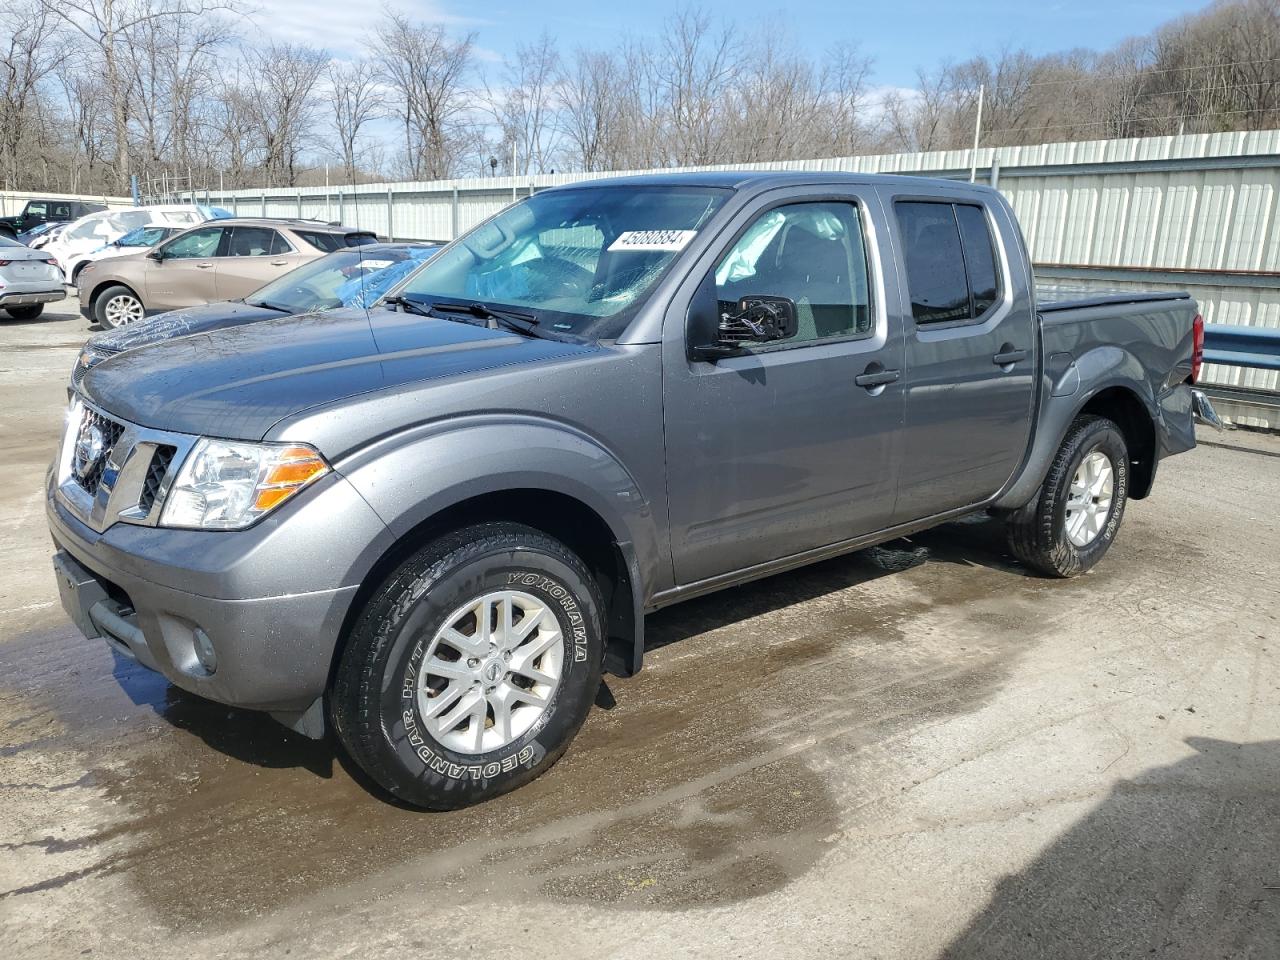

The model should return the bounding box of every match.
[1201,324,1280,418]
[1203,324,1280,371]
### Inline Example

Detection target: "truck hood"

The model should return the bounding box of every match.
[81,307,596,440]
[88,300,285,355]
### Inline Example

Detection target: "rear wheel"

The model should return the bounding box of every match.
[3,304,43,321]
[94,285,144,328]
[1006,415,1129,578]
[331,522,605,810]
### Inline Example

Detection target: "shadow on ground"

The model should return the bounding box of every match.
[940,737,1280,959]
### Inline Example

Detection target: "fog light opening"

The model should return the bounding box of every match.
[193,628,217,675]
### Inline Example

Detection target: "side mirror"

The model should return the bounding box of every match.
[694,296,798,360]
[147,248,165,262]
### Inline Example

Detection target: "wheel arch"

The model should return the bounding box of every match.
[1077,385,1157,499]
[86,278,140,312]
[331,487,645,693]
[996,364,1159,510]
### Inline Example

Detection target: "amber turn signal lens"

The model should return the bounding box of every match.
[264,451,327,486]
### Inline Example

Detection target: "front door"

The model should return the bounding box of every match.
[889,197,1037,522]
[144,224,227,310]
[663,190,905,587]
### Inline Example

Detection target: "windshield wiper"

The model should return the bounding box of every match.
[383,295,435,318]
[246,299,294,313]
[427,304,563,343]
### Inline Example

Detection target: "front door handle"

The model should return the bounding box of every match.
[993,347,1028,365]
[196,262,213,269]
[854,367,901,389]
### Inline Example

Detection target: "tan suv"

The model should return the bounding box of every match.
[77,218,378,328]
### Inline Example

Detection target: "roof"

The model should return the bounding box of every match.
[200,217,375,232]
[553,169,1000,194]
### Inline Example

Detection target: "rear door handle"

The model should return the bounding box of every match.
[270,259,288,266]
[854,368,901,389]
[993,348,1028,365]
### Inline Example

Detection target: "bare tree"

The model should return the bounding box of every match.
[557,48,625,172]
[241,42,326,186]
[38,0,236,189]
[327,59,383,184]
[373,10,475,180]
[485,32,561,174]
[0,0,66,188]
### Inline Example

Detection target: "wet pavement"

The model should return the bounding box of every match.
[2,307,1279,959]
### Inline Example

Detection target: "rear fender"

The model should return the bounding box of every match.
[995,345,1156,510]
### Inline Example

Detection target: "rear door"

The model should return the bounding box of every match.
[662,187,906,586]
[215,227,307,299]
[889,194,1037,522]
[142,224,227,309]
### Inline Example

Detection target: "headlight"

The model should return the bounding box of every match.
[159,439,329,530]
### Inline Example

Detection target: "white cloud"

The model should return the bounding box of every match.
[240,0,487,57]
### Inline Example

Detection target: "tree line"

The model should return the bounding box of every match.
[2,0,1278,196]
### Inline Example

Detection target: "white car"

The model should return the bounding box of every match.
[48,204,224,286]
[76,223,183,272]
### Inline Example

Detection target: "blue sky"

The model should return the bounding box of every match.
[258,0,1214,89]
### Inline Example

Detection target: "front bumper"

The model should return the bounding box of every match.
[47,467,395,715]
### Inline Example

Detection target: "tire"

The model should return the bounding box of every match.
[1006,415,1129,578]
[332,522,605,810]
[94,284,145,328]
[3,304,43,321]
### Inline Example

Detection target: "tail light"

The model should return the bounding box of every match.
[0,260,9,267]
[1191,313,1204,384]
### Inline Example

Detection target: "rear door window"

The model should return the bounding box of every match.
[227,227,282,257]
[895,201,1003,324]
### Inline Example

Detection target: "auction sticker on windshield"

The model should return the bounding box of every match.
[607,230,698,253]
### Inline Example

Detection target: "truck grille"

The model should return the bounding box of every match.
[57,400,196,534]
[138,446,176,514]
[72,408,126,497]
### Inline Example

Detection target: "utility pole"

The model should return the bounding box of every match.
[969,84,985,183]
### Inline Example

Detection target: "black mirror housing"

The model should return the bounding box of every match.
[690,294,799,361]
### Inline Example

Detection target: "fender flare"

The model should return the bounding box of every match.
[995,345,1157,510]
[335,415,661,674]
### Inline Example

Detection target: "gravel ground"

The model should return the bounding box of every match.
[2,301,1278,959]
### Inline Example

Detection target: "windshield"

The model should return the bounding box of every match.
[247,246,437,313]
[116,226,169,247]
[396,185,730,339]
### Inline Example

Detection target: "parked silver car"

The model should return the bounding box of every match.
[0,235,65,320]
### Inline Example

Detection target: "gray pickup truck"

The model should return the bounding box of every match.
[48,172,1216,809]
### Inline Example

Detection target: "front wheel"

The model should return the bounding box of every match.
[94,284,145,328]
[1005,415,1129,578]
[331,522,605,810]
